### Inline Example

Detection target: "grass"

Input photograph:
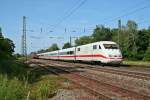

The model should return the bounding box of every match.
[0,74,28,100]
[0,74,66,100]
[123,60,150,67]
[0,59,68,100]
[30,75,67,100]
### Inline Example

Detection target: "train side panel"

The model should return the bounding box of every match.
[76,44,93,61]
[58,47,75,61]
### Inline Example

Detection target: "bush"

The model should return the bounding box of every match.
[143,46,150,61]
[0,74,29,100]
[0,60,67,99]
[0,60,28,79]
[31,76,62,100]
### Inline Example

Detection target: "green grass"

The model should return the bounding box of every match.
[0,74,29,100]
[0,60,67,100]
[123,60,150,67]
[0,74,66,100]
[30,75,67,100]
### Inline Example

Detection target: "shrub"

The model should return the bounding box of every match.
[143,46,150,61]
[0,74,29,100]
[31,76,64,100]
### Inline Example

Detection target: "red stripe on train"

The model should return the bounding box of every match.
[46,54,122,59]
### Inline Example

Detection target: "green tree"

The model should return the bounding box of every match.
[126,20,138,59]
[92,25,112,42]
[135,30,149,60]
[0,28,15,60]
[37,49,46,53]
[75,36,92,46]
[143,28,150,61]
[127,20,138,31]
[62,42,71,49]
[111,28,129,58]
[46,43,59,52]
[143,41,150,61]
[0,27,3,37]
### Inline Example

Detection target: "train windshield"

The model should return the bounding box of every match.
[103,44,118,49]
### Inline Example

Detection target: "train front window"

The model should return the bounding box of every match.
[99,45,101,49]
[103,44,118,49]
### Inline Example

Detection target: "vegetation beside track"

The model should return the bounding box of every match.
[123,60,150,67]
[0,59,67,99]
[0,28,69,99]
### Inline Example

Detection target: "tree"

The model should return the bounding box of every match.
[127,20,138,31]
[92,25,112,42]
[37,49,46,53]
[75,36,92,46]
[143,41,150,61]
[0,28,15,60]
[46,43,59,52]
[62,42,71,49]
[143,29,150,61]
[0,27,3,37]
[126,20,138,59]
[135,30,149,60]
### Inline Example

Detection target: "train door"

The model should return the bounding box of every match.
[92,44,102,61]
[84,45,92,61]
[74,47,77,61]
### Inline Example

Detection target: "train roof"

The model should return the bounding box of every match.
[37,41,117,55]
[76,41,117,47]
[37,50,58,55]
[59,47,75,52]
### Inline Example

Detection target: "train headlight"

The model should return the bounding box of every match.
[114,55,117,57]
[118,55,122,57]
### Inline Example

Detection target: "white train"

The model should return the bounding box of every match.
[37,41,123,64]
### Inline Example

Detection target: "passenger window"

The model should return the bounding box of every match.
[78,48,80,51]
[93,45,97,49]
[70,51,74,54]
[99,45,101,49]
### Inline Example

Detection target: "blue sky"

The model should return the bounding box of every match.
[0,0,150,53]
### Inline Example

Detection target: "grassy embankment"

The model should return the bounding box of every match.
[123,60,150,67]
[0,59,67,100]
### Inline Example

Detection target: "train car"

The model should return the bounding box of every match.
[37,51,59,60]
[58,47,75,61]
[76,41,122,64]
[37,41,123,64]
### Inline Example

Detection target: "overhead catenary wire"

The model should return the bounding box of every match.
[28,0,150,34]
[30,1,150,47]
[137,17,150,24]
[103,3,150,25]
[33,0,88,34]
[54,0,88,28]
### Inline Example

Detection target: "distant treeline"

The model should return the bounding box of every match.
[37,20,150,61]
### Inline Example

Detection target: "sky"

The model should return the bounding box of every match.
[0,0,150,54]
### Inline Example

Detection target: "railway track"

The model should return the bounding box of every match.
[37,63,111,100]
[90,66,150,80]
[33,60,150,100]
[46,60,150,81]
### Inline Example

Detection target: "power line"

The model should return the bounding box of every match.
[54,0,88,28]
[137,17,150,24]
[29,0,88,34]
[104,3,150,24]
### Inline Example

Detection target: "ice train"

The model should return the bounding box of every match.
[36,41,123,64]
